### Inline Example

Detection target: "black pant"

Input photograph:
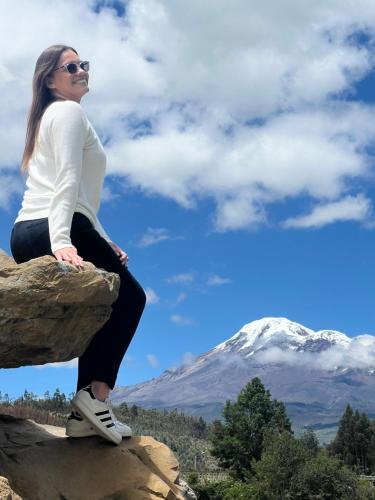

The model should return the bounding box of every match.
[10,212,146,392]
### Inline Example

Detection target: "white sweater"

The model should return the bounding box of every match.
[15,100,112,253]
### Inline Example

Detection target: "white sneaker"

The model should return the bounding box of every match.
[71,385,122,445]
[106,399,133,437]
[66,409,132,438]
[66,410,94,437]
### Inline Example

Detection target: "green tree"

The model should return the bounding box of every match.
[290,449,366,499]
[50,388,67,412]
[328,404,374,473]
[195,416,207,438]
[222,481,256,499]
[354,411,373,473]
[356,478,375,499]
[298,427,320,460]
[251,429,309,498]
[209,377,292,480]
[186,477,255,500]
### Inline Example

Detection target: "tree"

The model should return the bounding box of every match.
[353,411,373,473]
[186,476,255,500]
[209,377,292,480]
[250,432,371,500]
[289,450,363,499]
[50,388,67,412]
[195,416,207,438]
[328,404,374,473]
[251,430,309,498]
[298,428,320,460]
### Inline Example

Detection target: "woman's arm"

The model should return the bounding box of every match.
[47,101,87,254]
[95,216,128,266]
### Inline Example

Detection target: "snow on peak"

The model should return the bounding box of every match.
[214,317,351,356]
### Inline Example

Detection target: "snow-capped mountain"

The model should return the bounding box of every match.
[110,317,375,436]
[214,317,350,356]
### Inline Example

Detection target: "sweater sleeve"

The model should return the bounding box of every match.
[95,216,112,243]
[47,101,87,254]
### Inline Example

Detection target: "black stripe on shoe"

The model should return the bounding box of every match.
[83,386,96,400]
[106,423,115,428]
[68,411,84,422]
[95,410,110,416]
[101,417,112,423]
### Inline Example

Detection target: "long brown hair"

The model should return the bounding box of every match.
[20,44,78,174]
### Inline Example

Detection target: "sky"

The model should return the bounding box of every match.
[2,0,375,400]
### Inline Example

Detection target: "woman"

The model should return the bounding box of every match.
[10,45,146,445]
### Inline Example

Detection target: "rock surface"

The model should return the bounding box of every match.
[0,413,185,499]
[0,249,120,368]
[0,475,22,500]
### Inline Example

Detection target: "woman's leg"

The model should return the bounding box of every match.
[69,214,147,393]
[10,212,146,395]
[10,217,52,264]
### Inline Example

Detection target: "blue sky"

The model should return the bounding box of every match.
[2,0,375,400]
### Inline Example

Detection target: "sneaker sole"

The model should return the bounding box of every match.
[116,426,132,438]
[65,428,97,438]
[71,397,122,445]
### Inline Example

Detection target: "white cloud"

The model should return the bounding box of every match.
[145,287,159,304]
[2,0,375,227]
[282,194,372,228]
[138,227,171,247]
[182,352,195,365]
[166,272,194,284]
[167,352,196,372]
[146,353,159,368]
[254,334,375,371]
[176,292,187,304]
[123,354,135,366]
[170,313,194,326]
[207,274,232,286]
[0,174,24,211]
[34,358,78,369]
[100,183,120,202]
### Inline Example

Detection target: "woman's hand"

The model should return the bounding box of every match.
[109,241,129,267]
[54,246,84,269]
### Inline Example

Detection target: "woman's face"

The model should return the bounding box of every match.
[48,49,89,103]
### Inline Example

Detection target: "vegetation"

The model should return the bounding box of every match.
[0,388,71,426]
[327,404,375,474]
[115,402,219,471]
[209,376,292,480]
[194,378,375,498]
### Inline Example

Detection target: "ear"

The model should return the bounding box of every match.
[46,77,55,89]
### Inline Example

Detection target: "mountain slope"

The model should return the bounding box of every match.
[110,317,375,435]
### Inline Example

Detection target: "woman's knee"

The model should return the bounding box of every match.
[138,285,147,310]
[128,278,147,310]
[118,269,147,308]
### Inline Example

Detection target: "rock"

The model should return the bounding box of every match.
[0,413,185,499]
[177,479,198,500]
[0,249,120,368]
[0,476,22,500]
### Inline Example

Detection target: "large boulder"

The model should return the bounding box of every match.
[0,249,120,368]
[0,414,185,499]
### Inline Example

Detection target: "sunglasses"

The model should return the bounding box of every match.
[53,61,90,74]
